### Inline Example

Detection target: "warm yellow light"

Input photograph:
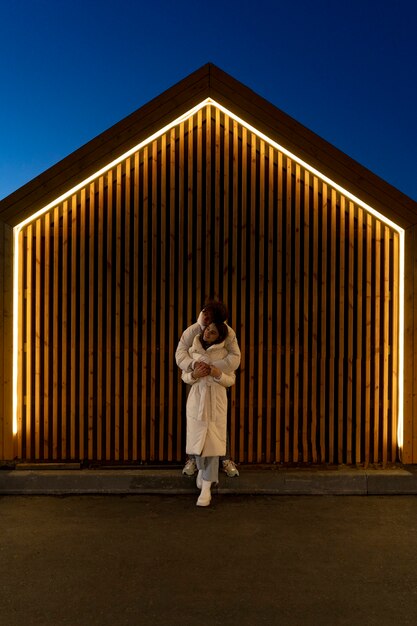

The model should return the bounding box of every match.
[210,98,405,451]
[12,226,21,435]
[12,97,405,450]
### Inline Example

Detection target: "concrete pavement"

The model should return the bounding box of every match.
[1,463,417,495]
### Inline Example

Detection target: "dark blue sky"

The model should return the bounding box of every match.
[1,0,416,202]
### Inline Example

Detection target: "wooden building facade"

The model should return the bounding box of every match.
[1,64,417,466]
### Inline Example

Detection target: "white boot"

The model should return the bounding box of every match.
[196,470,203,490]
[196,480,212,506]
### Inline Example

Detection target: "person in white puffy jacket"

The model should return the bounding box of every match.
[175,301,241,477]
[182,321,237,506]
[176,303,241,375]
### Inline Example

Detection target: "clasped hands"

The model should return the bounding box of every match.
[192,362,221,379]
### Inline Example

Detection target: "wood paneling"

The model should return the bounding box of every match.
[16,104,401,465]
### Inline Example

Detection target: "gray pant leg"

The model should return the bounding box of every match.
[195,456,219,483]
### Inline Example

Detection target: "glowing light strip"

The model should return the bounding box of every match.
[12,97,405,450]
[208,97,405,449]
[12,229,19,435]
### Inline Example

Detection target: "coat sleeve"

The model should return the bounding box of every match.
[181,370,196,386]
[211,327,241,372]
[214,370,236,388]
[175,323,200,372]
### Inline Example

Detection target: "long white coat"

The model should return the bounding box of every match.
[182,336,236,457]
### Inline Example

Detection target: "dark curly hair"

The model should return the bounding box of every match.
[202,299,228,324]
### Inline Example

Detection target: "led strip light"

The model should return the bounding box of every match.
[12,97,405,450]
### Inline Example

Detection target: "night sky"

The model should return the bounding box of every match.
[1,0,416,202]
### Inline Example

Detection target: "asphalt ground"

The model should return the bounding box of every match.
[1,494,417,626]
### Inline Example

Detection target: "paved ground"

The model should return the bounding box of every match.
[1,494,417,626]
[2,464,417,495]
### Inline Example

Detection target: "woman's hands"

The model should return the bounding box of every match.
[192,362,211,379]
[192,362,222,380]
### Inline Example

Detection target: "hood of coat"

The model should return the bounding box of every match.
[197,310,205,329]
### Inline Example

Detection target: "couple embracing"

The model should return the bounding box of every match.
[175,301,241,507]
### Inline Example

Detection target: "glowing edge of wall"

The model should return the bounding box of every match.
[12,97,405,451]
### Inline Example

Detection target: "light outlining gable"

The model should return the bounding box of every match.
[12,97,405,461]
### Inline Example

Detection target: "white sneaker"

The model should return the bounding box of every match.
[197,480,212,506]
[222,459,239,477]
[182,458,197,476]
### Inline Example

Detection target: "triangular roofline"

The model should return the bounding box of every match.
[1,62,416,229]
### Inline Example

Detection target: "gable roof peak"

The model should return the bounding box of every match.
[1,63,416,228]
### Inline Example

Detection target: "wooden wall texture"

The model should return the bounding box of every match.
[16,104,400,465]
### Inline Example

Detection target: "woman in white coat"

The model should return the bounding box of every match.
[182,321,237,507]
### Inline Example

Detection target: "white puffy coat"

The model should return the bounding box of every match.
[182,335,236,457]
[175,312,241,373]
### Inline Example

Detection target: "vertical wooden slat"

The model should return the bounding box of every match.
[167,131,175,461]
[391,232,399,461]
[302,170,310,462]
[257,139,265,462]
[275,151,283,462]
[223,114,230,316]
[105,174,113,461]
[141,150,149,461]
[356,207,364,463]
[177,123,185,460]
[88,184,95,460]
[328,190,336,462]
[53,207,59,459]
[214,107,221,297]
[284,157,292,462]
[150,142,157,461]
[97,177,104,461]
[62,202,68,460]
[35,218,42,459]
[382,226,390,464]
[132,153,140,461]
[79,191,86,460]
[374,220,381,461]
[187,118,193,325]
[223,114,236,458]
[311,177,319,463]
[205,105,212,292]
[347,201,355,463]
[124,160,131,461]
[44,212,51,459]
[170,127,180,461]
[115,166,123,460]
[293,164,301,461]
[231,119,239,460]
[337,197,346,463]
[239,126,247,461]
[319,184,328,461]
[365,213,373,464]
[248,131,256,462]
[196,110,203,312]
[70,196,77,459]
[265,146,274,462]
[160,135,167,460]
